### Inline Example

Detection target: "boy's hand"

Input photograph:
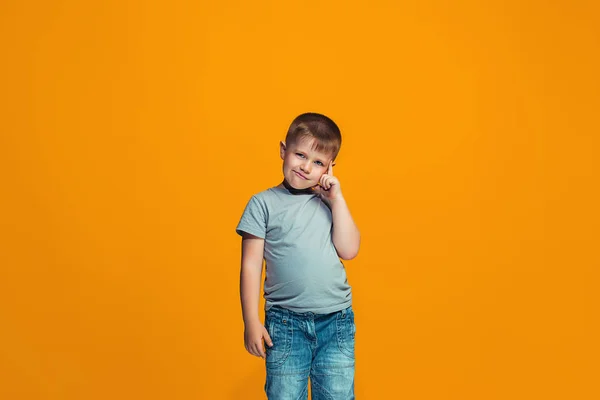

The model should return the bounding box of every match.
[244,319,273,359]
[313,161,342,203]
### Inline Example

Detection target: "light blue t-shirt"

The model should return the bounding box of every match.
[236,186,352,314]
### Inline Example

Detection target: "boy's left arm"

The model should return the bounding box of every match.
[314,162,360,260]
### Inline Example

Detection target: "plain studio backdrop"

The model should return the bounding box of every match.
[1,1,598,399]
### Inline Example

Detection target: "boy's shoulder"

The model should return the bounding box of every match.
[254,186,280,196]
[246,186,281,202]
[241,186,284,211]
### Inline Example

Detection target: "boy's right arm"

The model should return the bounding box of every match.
[239,233,273,358]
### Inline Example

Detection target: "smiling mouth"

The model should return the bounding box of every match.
[294,171,308,179]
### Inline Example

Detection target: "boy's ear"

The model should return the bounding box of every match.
[280,141,286,160]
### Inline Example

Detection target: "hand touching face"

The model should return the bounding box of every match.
[312,161,342,203]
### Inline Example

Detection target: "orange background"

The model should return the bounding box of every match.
[1,1,599,399]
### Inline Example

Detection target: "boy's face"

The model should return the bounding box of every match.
[280,138,334,190]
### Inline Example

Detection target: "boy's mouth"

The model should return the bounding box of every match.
[293,171,308,180]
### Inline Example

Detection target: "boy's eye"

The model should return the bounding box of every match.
[314,161,324,166]
[296,153,305,158]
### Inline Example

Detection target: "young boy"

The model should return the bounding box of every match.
[236,112,360,399]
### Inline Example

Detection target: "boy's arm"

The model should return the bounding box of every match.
[240,233,264,323]
[239,233,272,358]
[330,195,361,260]
[314,162,361,260]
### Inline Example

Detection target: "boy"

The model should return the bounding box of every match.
[236,112,360,399]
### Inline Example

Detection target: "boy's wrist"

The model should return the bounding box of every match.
[243,315,261,325]
[329,194,346,207]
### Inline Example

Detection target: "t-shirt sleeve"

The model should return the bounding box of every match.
[235,195,268,239]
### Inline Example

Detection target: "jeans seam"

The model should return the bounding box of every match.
[311,377,334,400]
[336,313,355,360]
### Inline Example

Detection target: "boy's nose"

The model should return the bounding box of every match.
[300,162,311,173]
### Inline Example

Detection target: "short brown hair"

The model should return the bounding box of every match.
[285,113,342,160]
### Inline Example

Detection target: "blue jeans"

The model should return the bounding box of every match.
[264,305,356,400]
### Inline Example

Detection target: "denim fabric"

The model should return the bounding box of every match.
[264,305,355,400]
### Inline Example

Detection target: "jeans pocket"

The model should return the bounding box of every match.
[336,308,355,360]
[265,313,293,368]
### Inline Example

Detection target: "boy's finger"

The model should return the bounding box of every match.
[263,329,273,347]
[252,343,262,358]
[247,345,256,357]
[328,161,333,175]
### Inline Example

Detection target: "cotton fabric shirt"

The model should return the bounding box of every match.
[236,186,352,314]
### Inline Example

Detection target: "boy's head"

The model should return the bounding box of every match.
[280,113,342,190]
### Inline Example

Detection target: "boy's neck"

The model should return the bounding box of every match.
[280,179,314,195]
